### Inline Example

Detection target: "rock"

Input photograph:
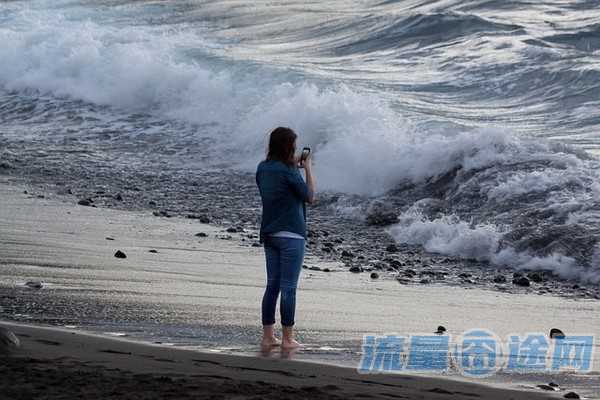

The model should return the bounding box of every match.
[527,272,543,283]
[435,326,446,335]
[365,200,398,226]
[114,250,127,259]
[512,276,530,287]
[550,328,565,339]
[341,250,353,258]
[152,211,161,216]
[25,281,43,289]
[537,384,559,391]
[396,277,410,284]
[349,266,363,273]
[404,269,416,277]
[493,275,506,283]
[195,232,208,237]
[419,278,430,284]
[226,227,238,233]
[564,392,580,399]
[148,249,158,254]
[548,382,560,388]
[322,247,332,253]
[77,199,93,206]
[0,327,20,351]
[572,284,580,289]
[388,260,403,269]
[323,268,331,273]
[458,273,471,278]
[302,264,308,269]
[309,266,321,271]
[114,193,123,201]
[323,242,334,248]
[199,216,210,224]
[105,237,115,241]
[158,210,171,218]
[370,272,379,279]
[149,201,157,206]
[251,242,261,247]
[385,244,399,253]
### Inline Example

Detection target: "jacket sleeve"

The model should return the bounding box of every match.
[286,169,312,203]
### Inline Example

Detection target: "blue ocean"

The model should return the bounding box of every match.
[1,0,600,283]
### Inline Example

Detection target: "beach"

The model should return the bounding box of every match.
[1,321,561,400]
[1,178,599,398]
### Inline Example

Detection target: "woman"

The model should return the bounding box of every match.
[255,127,315,350]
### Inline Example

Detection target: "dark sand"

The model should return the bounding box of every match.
[1,321,558,400]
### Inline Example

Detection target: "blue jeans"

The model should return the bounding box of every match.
[262,235,305,327]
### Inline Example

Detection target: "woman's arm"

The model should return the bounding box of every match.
[303,157,315,204]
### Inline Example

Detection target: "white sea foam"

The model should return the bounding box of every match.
[389,210,600,284]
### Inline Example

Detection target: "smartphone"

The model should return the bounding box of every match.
[301,147,311,161]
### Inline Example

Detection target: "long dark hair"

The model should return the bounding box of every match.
[267,127,297,167]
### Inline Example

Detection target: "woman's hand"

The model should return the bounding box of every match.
[297,152,312,169]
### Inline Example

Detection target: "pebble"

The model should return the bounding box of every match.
[537,384,559,391]
[564,392,580,399]
[370,272,379,279]
[493,275,506,283]
[385,244,399,253]
[349,266,362,273]
[195,232,208,237]
[148,249,158,253]
[0,327,20,350]
[25,281,43,289]
[114,250,127,259]
[341,250,353,258]
[512,276,530,287]
[549,328,565,339]
[77,198,93,206]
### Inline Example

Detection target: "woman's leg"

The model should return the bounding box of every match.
[278,238,305,349]
[261,237,281,346]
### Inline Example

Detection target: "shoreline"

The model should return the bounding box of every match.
[0,320,558,400]
[0,178,598,398]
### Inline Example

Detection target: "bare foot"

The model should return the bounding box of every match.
[281,339,301,350]
[261,336,281,348]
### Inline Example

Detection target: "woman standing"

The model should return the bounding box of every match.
[255,127,315,350]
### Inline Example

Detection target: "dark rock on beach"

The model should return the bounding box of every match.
[365,200,397,226]
[349,266,362,273]
[77,198,93,206]
[25,281,43,289]
[370,272,379,279]
[564,392,580,399]
[493,275,507,283]
[385,244,399,253]
[527,272,543,283]
[512,276,530,287]
[550,328,565,339]
[114,250,127,259]
[195,232,208,237]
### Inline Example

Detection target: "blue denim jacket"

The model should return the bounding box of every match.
[256,160,311,243]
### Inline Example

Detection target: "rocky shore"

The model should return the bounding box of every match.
[1,149,599,301]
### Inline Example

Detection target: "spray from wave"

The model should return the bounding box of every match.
[2,1,600,284]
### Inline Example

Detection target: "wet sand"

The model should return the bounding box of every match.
[1,321,559,400]
[0,178,598,398]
